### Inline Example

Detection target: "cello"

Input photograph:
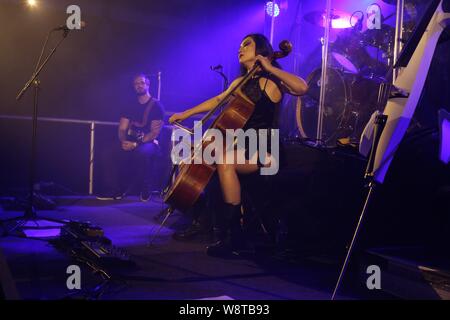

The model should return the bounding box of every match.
[163,40,293,213]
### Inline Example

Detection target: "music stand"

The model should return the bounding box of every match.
[1,28,71,237]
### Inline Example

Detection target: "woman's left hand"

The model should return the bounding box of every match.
[255,55,274,73]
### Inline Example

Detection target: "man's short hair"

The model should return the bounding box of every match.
[133,73,150,85]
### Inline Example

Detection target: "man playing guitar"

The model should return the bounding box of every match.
[97,73,164,202]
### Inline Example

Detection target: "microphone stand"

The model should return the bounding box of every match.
[211,66,229,113]
[212,68,229,92]
[1,28,70,237]
[331,113,387,300]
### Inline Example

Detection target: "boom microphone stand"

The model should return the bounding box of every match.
[1,27,71,237]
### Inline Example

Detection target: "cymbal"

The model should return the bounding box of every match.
[304,10,358,29]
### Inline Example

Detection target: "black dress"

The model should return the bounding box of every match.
[241,72,282,167]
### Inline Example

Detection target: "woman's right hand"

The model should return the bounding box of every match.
[169,111,189,124]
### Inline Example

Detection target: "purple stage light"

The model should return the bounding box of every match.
[266,1,280,18]
[439,109,450,164]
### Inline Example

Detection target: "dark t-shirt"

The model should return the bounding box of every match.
[120,97,165,141]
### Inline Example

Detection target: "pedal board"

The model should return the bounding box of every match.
[50,221,135,270]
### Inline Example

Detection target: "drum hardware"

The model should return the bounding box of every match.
[329,31,368,74]
[297,67,386,147]
[295,5,400,147]
[303,9,358,29]
[304,13,395,76]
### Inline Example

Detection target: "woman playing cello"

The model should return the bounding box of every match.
[169,33,308,257]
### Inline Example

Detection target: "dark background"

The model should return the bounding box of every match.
[0,0,271,193]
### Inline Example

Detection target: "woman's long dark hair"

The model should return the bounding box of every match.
[239,33,282,76]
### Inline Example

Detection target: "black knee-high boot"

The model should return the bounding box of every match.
[206,203,245,257]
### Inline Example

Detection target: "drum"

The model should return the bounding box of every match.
[297,67,383,146]
[361,25,395,76]
[329,30,368,74]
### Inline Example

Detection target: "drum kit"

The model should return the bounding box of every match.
[297,2,405,147]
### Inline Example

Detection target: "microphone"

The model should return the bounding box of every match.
[53,21,86,32]
[210,64,223,71]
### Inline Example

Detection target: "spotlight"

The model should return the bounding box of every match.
[266,1,280,18]
[27,0,37,7]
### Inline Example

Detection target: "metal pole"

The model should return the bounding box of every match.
[332,182,376,300]
[292,1,304,76]
[26,80,41,217]
[269,1,276,45]
[332,112,387,299]
[393,0,405,81]
[89,122,95,195]
[316,0,332,145]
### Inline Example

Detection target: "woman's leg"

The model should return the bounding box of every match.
[208,149,274,256]
[216,148,276,203]
[216,163,241,205]
[216,148,260,204]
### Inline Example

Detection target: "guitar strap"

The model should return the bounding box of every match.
[132,98,155,128]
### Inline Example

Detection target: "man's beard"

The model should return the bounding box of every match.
[136,90,147,96]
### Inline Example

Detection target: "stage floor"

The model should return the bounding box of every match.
[0,196,366,300]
